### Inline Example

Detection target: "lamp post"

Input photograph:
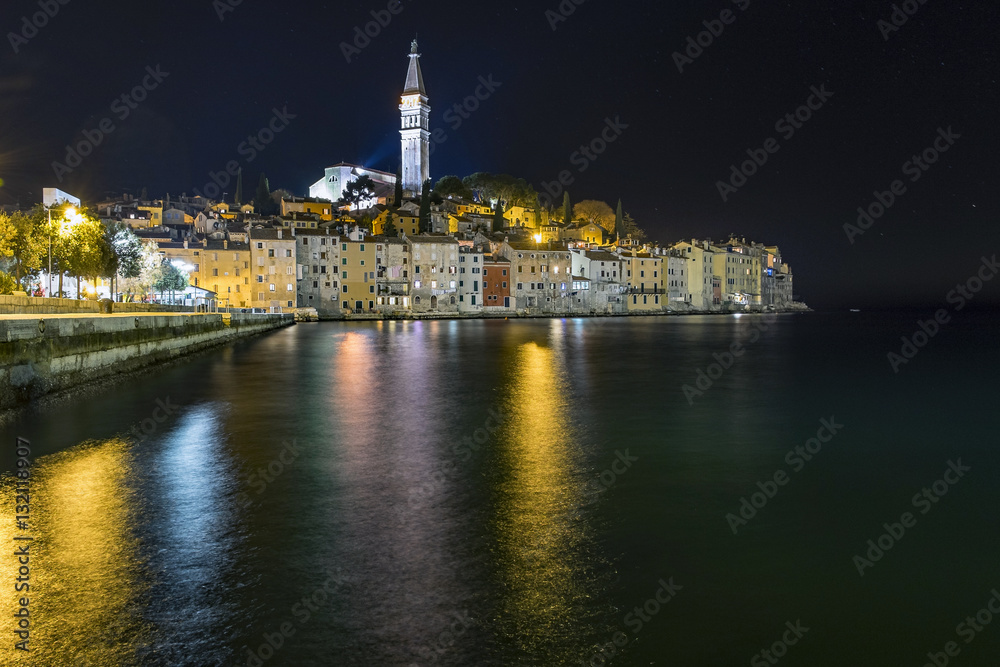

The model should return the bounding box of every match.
[47,206,53,297]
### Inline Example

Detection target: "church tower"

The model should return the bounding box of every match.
[399,39,430,198]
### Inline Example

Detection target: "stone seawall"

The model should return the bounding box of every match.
[0,295,198,315]
[0,312,293,411]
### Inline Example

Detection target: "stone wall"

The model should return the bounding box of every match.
[0,312,293,411]
[0,295,197,315]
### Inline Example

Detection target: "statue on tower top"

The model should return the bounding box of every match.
[410,39,419,54]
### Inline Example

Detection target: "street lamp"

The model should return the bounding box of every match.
[46,206,82,298]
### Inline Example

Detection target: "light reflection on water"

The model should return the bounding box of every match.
[491,338,594,661]
[0,439,149,667]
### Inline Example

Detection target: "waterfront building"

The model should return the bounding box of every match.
[458,245,485,313]
[295,228,341,316]
[375,237,412,314]
[249,228,297,310]
[571,249,625,313]
[622,251,665,312]
[408,235,460,313]
[483,256,512,311]
[670,240,716,311]
[162,238,253,309]
[282,196,336,221]
[498,240,573,313]
[338,238,379,312]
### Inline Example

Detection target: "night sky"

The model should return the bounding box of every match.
[1,0,997,308]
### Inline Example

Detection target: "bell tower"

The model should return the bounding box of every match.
[399,39,430,198]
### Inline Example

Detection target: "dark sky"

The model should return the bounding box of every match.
[1,0,997,308]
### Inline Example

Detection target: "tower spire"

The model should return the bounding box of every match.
[400,40,430,196]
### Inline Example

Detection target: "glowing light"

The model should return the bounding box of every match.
[533,234,542,243]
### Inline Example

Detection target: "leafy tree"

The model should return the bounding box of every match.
[0,271,17,295]
[434,175,473,200]
[394,168,404,205]
[152,261,188,301]
[622,212,647,242]
[419,179,431,233]
[339,175,377,210]
[120,241,161,300]
[574,200,616,232]
[0,210,45,291]
[62,210,111,298]
[493,200,505,233]
[383,210,397,237]
[562,191,572,225]
[462,173,536,209]
[614,199,624,241]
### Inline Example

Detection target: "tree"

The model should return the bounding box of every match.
[493,200,505,233]
[614,199,624,241]
[0,210,45,291]
[254,173,278,215]
[234,168,243,205]
[394,168,403,205]
[574,200,616,232]
[383,210,397,237]
[434,175,473,200]
[110,225,145,297]
[462,172,536,209]
[0,271,17,295]
[622,212,647,242]
[120,240,160,301]
[62,210,111,298]
[339,175,377,210]
[419,179,431,233]
[562,191,572,226]
[152,261,188,301]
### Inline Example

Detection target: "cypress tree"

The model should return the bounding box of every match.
[418,179,431,233]
[562,191,572,226]
[234,168,243,205]
[493,200,505,233]
[615,199,623,242]
[394,169,404,205]
[384,210,397,237]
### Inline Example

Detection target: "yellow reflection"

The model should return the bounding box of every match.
[0,439,147,666]
[495,341,586,656]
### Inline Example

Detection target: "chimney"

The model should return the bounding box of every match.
[277,229,283,239]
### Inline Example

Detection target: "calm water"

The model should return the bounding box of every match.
[1,312,999,666]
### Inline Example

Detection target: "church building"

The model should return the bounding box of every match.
[308,40,431,205]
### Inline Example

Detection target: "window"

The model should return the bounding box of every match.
[342,258,348,265]
[414,280,422,288]
[502,281,507,288]
[269,284,275,292]
[369,285,375,293]
[286,249,292,257]
[268,249,275,257]
[257,275,264,283]
[517,283,523,290]
[257,243,263,249]
[342,243,348,251]
[503,269,508,276]
[212,268,219,276]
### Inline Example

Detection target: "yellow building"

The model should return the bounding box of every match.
[282,196,335,221]
[338,238,379,312]
[138,202,163,227]
[160,239,253,308]
[623,252,664,312]
[249,228,297,310]
[396,212,420,237]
